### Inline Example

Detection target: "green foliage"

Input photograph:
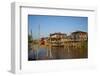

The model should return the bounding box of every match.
[79,40,88,57]
[28,34,33,43]
[81,41,88,49]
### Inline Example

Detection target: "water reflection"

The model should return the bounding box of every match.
[28,46,87,61]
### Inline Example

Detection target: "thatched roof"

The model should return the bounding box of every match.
[71,31,87,35]
[50,32,67,36]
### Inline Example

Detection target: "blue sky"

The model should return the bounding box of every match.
[28,15,88,39]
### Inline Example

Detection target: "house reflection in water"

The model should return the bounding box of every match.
[28,31,88,61]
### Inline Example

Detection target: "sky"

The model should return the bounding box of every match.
[28,15,88,39]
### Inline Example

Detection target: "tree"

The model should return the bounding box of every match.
[28,34,33,43]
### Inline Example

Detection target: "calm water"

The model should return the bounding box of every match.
[28,46,88,61]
